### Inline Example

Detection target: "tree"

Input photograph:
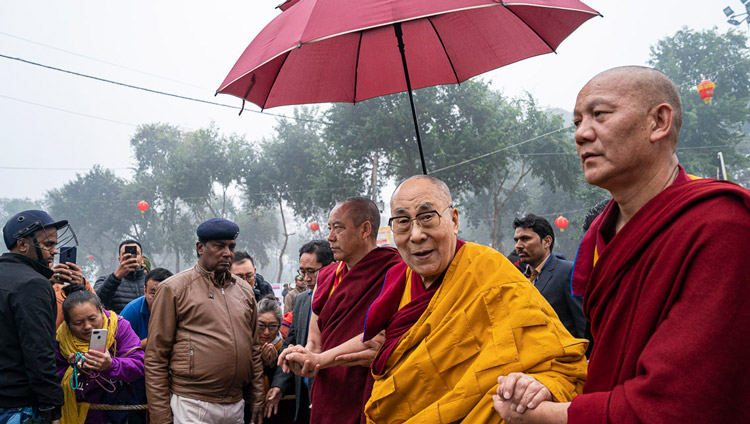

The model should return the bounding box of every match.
[46,166,151,276]
[649,27,750,181]
[130,123,276,271]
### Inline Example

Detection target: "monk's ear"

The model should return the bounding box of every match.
[449,207,459,234]
[361,220,372,240]
[649,103,674,144]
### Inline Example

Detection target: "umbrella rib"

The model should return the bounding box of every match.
[427,17,459,84]
[262,51,292,110]
[501,3,556,53]
[353,32,362,103]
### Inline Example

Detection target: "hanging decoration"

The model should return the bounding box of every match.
[696,79,716,104]
[87,255,94,260]
[137,201,149,219]
[309,222,320,232]
[554,215,569,232]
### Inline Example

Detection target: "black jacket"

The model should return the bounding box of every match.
[271,290,314,420]
[253,273,275,301]
[94,268,145,313]
[0,253,63,420]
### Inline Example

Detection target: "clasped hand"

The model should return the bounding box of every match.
[278,345,320,377]
[492,372,552,417]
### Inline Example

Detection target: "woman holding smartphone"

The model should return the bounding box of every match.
[55,284,144,424]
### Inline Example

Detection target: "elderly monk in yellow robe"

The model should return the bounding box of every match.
[350,175,588,423]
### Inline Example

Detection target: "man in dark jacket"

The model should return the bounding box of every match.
[0,210,75,424]
[268,240,334,423]
[231,251,274,301]
[94,239,146,313]
[513,214,586,339]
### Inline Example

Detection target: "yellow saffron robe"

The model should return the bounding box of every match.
[365,242,588,423]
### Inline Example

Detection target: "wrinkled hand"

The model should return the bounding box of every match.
[261,343,279,367]
[83,349,112,372]
[265,387,282,418]
[278,344,306,373]
[334,331,385,367]
[496,373,551,413]
[283,347,321,378]
[493,394,526,423]
[114,254,139,279]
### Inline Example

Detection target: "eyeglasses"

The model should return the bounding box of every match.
[236,273,255,281]
[297,267,322,277]
[258,322,280,331]
[388,205,453,234]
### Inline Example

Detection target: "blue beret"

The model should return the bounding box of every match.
[197,218,239,241]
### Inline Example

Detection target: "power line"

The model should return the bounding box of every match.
[0,53,330,125]
[0,94,138,127]
[0,31,210,90]
[430,126,573,174]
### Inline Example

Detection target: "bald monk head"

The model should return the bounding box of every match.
[389,175,459,288]
[574,66,684,224]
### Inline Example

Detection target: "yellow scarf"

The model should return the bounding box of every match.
[56,310,118,424]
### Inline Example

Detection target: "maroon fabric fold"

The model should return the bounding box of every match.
[309,247,402,424]
[568,170,750,423]
[366,240,465,375]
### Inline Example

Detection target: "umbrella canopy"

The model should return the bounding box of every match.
[218,0,599,172]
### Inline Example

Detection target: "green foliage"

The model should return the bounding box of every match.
[649,27,750,181]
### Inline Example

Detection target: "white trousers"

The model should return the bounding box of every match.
[170,394,244,424]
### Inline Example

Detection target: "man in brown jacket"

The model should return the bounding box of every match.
[145,218,265,424]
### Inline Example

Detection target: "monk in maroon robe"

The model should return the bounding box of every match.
[494,66,750,423]
[279,197,401,424]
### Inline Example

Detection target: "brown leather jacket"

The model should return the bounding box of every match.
[145,264,264,423]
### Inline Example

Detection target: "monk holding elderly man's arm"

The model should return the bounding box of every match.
[283,176,588,423]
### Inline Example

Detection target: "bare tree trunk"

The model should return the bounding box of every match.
[205,197,219,217]
[492,161,532,251]
[221,186,228,218]
[174,246,181,273]
[276,195,290,285]
[371,153,379,202]
[491,171,509,249]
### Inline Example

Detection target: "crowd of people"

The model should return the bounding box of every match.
[2,66,749,424]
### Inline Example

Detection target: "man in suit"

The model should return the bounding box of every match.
[266,240,334,423]
[513,214,586,339]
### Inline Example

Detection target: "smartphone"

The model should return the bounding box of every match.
[89,328,108,353]
[124,245,138,256]
[59,246,77,264]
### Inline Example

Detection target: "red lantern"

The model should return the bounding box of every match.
[87,255,94,260]
[137,201,149,219]
[696,80,715,104]
[554,215,569,232]
[309,222,320,231]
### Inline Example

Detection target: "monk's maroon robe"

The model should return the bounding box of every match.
[569,168,750,423]
[310,247,401,424]
[364,240,465,374]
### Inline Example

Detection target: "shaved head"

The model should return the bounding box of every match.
[335,197,381,241]
[392,175,453,206]
[590,66,683,140]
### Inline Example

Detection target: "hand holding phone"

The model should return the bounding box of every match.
[59,246,77,265]
[88,328,108,353]
[115,245,140,279]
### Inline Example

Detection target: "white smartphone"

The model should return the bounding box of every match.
[89,328,108,353]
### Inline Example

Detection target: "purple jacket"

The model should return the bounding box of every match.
[56,310,145,424]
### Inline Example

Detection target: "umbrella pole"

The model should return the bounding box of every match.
[394,23,428,175]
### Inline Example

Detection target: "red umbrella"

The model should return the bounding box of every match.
[218,0,599,174]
